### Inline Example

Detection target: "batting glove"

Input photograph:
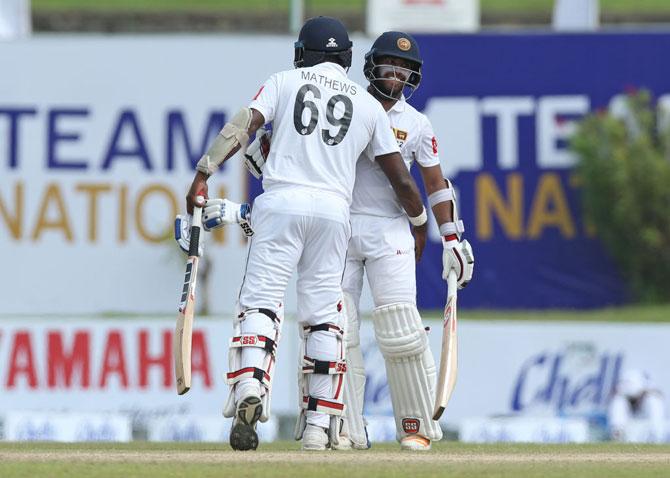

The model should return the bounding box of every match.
[243,127,271,179]
[202,198,253,237]
[442,238,474,289]
[174,214,204,256]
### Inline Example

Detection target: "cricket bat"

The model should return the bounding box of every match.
[174,204,203,395]
[432,270,458,420]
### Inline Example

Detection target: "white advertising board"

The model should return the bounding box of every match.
[146,414,278,443]
[4,411,132,442]
[623,420,670,444]
[0,318,299,422]
[367,0,480,36]
[361,320,670,427]
[1,318,668,432]
[459,417,589,443]
[0,35,375,316]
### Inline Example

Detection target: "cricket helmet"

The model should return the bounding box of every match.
[294,16,353,69]
[364,31,422,100]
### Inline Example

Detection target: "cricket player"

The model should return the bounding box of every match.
[244,32,474,451]
[183,17,428,452]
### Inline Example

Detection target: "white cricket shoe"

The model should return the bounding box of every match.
[400,434,431,451]
[302,424,330,451]
[332,435,352,451]
[229,395,263,451]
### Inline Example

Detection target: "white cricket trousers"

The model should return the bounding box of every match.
[343,214,416,309]
[236,187,350,428]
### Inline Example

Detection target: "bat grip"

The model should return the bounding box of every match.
[447,270,458,298]
[189,206,203,257]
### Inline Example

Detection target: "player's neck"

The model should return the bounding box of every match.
[368,85,398,112]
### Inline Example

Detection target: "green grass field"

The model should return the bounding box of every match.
[452,304,670,323]
[1,442,669,478]
[85,304,670,323]
[30,0,670,15]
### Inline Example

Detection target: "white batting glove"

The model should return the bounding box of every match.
[174,214,204,256]
[243,127,272,179]
[202,198,253,237]
[442,238,474,289]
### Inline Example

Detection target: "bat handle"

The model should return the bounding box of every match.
[447,269,458,298]
[189,206,203,257]
[192,204,203,228]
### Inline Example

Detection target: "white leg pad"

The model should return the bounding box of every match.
[294,322,346,447]
[223,308,281,423]
[373,303,443,442]
[341,292,369,449]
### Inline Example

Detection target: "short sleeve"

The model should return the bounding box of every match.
[369,104,400,161]
[249,73,280,123]
[415,115,441,168]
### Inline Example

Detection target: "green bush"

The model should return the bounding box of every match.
[571,90,670,303]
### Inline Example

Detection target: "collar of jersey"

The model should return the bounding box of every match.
[312,62,348,77]
[390,95,407,113]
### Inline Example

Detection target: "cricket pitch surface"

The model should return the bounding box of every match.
[1,442,669,477]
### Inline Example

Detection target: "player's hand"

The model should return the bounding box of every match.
[202,198,254,236]
[186,172,209,214]
[174,214,204,256]
[412,223,427,262]
[442,239,474,288]
[244,127,272,179]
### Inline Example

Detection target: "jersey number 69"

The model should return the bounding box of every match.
[293,84,353,146]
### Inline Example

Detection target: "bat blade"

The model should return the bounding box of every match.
[174,205,203,395]
[174,256,199,395]
[432,270,458,420]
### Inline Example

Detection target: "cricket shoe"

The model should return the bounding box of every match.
[400,434,431,451]
[230,395,263,451]
[332,435,352,451]
[302,424,330,451]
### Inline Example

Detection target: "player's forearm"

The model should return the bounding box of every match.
[395,175,425,218]
[420,164,453,226]
[376,152,424,218]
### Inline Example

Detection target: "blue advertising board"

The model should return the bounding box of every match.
[247,32,670,309]
[409,32,670,309]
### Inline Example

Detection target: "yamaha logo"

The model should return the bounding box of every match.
[397,38,411,51]
[326,37,338,48]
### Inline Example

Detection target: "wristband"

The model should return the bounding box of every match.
[408,207,428,227]
[439,220,464,236]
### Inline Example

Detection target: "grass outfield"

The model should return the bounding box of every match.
[1,442,669,478]
[82,304,670,323]
[423,304,670,323]
[31,0,670,15]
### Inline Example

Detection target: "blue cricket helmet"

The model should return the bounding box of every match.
[294,16,353,69]
[364,31,423,100]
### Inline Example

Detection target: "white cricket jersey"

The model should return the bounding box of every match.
[249,63,400,208]
[350,97,441,218]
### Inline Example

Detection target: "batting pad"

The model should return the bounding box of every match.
[373,303,443,442]
[223,308,281,423]
[341,293,369,448]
